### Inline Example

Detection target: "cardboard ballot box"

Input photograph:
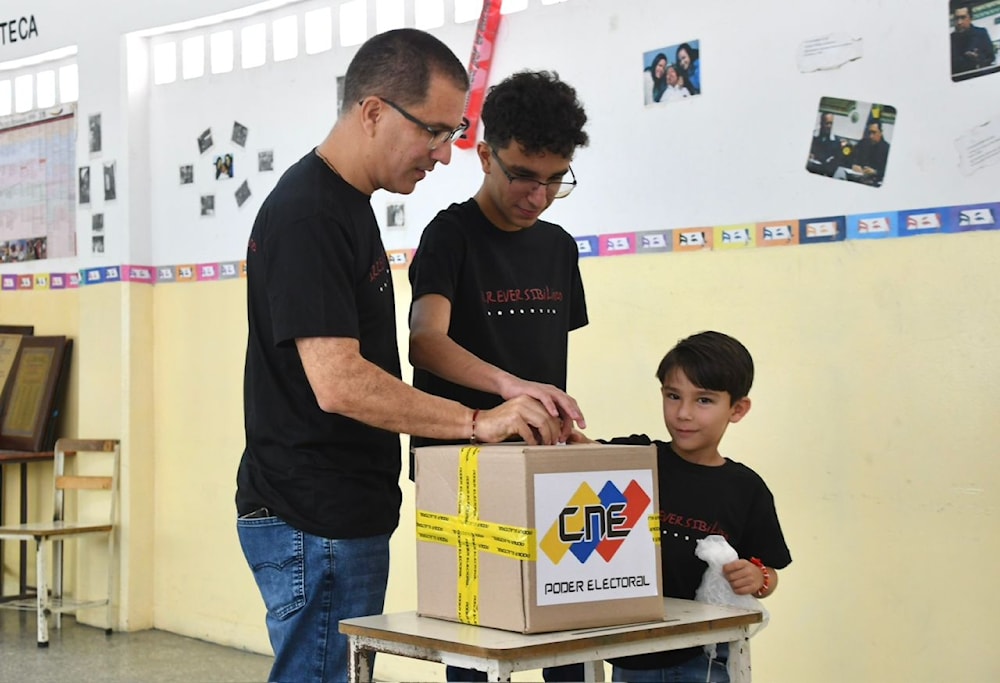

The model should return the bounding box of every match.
[415,443,664,634]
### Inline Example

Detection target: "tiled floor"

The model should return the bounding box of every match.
[0,607,273,683]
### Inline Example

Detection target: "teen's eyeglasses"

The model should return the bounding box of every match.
[489,147,577,199]
[371,97,469,150]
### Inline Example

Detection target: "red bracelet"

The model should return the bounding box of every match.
[750,557,769,597]
[470,409,480,444]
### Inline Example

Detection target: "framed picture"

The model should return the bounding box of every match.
[0,336,73,452]
[0,333,25,420]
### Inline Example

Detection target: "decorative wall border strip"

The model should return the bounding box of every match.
[1,200,998,291]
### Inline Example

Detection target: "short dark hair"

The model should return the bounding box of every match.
[481,71,589,158]
[342,29,469,113]
[655,331,754,402]
[677,42,698,63]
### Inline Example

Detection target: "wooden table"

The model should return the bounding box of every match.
[340,597,762,682]
[0,450,54,601]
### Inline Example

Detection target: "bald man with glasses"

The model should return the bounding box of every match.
[237,31,564,683]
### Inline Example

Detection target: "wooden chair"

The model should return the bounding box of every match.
[0,438,119,646]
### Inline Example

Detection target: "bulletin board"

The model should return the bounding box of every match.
[0,105,77,263]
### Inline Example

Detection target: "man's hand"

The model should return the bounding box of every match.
[497,376,586,443]
[475,395,563,445]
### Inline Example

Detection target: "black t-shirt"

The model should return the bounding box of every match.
[237,150,402,540]
[407,199,588,463]
[605,435,792,671]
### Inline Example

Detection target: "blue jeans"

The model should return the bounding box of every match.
[612,644,729,682]
[237,513,391,683]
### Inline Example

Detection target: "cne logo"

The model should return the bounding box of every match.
[540,479,650,565]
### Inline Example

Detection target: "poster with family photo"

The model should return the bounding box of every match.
[232,121,248,147]
[387,203,405,228]
[197,128,214,154]
[78,166,91,204]
[950,1,1000,82]
[92,235,105,254]
[235,180,251,208]
[89,113,102,154]
[104,161,117,201]
[642,40,701,106]
[92,213,104,234]
[806,97,897,188]
[201,195,215,217]
[336,75,346,116]
[180,164,194,185]
[258,150,274,172]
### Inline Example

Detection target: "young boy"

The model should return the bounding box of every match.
[574,330,792,682]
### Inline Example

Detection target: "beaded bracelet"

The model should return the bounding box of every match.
[470,409,480,444]
[750,557,770,597]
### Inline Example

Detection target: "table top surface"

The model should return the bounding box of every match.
[340,598,761,659]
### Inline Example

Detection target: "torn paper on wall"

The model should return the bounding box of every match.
[956,116,1000,176]
[797,33,864,72]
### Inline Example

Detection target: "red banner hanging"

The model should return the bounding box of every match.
[455,0,503,150]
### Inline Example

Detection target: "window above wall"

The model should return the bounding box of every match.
[141,0,571,88]
[0,47,78,116]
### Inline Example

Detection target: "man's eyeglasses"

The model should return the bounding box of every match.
[372,97,469,150]
[490,147,577,199]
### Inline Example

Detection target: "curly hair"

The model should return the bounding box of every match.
[481,71,588,157]
[342,29,469,113]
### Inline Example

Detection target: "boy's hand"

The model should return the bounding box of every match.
[565,429,595,444]
[722,559,766,596]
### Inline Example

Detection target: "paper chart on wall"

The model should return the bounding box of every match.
[0,106,77,261]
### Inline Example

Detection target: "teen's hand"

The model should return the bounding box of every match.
[498,377,586,443]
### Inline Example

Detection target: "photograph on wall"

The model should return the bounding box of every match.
[88,113,102,153]
[0,238,46,263]
[258,150,274,172]
[641,39,701,106]
[92,212,104,234]
[232,121,248,147]
[950,1,999,82]
[197,127,214,154]
[805,98,896,188]
[78,166,91,204]
[336,75,346,116]
[200,194,215,217]
[92,234,105,254]
[104,161,117,201]
[387,202,405,227]
[180,164,194,185]
[214,153,234,179]
[235,180,251,208]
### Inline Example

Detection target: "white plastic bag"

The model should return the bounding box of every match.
[693,535,768,658]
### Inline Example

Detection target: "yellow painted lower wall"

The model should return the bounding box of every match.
[4,228,999,681]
